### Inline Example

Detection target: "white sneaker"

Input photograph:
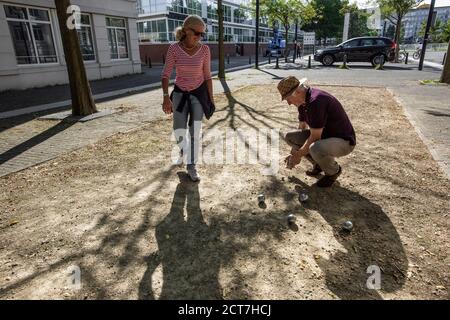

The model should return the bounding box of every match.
[187,165,200,182]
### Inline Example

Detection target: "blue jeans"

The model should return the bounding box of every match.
[172,91,204,168]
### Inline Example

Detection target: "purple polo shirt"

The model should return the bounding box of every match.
[298,88,356,146]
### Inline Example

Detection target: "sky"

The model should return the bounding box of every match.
[352,0,450,9]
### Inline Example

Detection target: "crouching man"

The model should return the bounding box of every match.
[278,76,356,187]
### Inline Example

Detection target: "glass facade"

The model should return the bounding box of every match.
[233,7,252,25]
[138,19,168,42]
[403,6,450,41]
[137,0,169,15]
[170,0,202,16]
[136,0,294,43]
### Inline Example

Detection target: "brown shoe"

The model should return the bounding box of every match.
[306,164,322,176]
[317,166,342,188]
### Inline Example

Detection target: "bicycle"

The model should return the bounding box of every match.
[398,47,408,62]
[413,48,422,60]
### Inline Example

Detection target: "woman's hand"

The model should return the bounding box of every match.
[162,96,173,114]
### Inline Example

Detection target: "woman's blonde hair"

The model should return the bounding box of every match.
[175,15,206,41]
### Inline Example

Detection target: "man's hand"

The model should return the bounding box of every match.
[285,153,302,170]
[298,121,308,130]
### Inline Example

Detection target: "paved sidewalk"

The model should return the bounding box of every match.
[0,60,449,179]
[0,56,270,115]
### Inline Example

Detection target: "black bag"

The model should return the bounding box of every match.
[204,98,215,120]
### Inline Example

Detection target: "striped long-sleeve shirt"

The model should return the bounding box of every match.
[161,42,212,92]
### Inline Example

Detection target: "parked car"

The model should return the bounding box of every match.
[314,37,396,66]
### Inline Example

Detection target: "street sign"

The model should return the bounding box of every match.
[343,12,350,42]
[303,32,315,45]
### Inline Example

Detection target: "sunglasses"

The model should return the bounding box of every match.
[189,28,206,37]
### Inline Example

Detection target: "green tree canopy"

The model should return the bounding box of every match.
[419,19,449,43]
[442,19,450,42]
[302,0,345,42]
[377,0,416,61]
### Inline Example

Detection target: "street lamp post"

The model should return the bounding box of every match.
[255,0,260,69]
[419,0,436,71]
[294,19,298,62]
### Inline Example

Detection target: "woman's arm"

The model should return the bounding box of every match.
[161,77,172,114]
[161,44,175,82]
[161,45,175,114]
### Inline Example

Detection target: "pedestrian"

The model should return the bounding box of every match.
[278,76,356,187]
[298,42,303,58]
[161,15,215,182]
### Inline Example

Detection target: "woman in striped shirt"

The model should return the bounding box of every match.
[161,15,214,182]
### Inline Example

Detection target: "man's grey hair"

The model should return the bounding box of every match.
[292,82,309,96]
[300,81,309,91]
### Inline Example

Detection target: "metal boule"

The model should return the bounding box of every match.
[258,193,265,203]
[287,214,297,224]
[299,193,309,202]
[342,221,353,231]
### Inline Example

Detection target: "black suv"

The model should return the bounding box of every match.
[314,37,396,66]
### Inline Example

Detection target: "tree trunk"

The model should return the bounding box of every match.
[55,0,97,116]
[218,0,225,79]
[440,41,450,84]
[394,15,402,63]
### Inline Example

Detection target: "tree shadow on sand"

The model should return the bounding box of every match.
[290,176,408,300]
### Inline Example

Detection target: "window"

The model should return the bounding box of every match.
[234,7,255,25]
[207,1,218,21]
[168,19,183,41]
[139,0,168,15]
[169,0,202,16]
[207,3,231,22]
[343,39,360,48]
[106,17,129,59]
[78,14,95,61]
[259,29,272,43]
[4,5,57,65]
[223,5,231,22]
[233,27,255,43]
[139,18,168,42]
[360,39,375,46]
[234,8,244,24]
[208,25,232,42]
